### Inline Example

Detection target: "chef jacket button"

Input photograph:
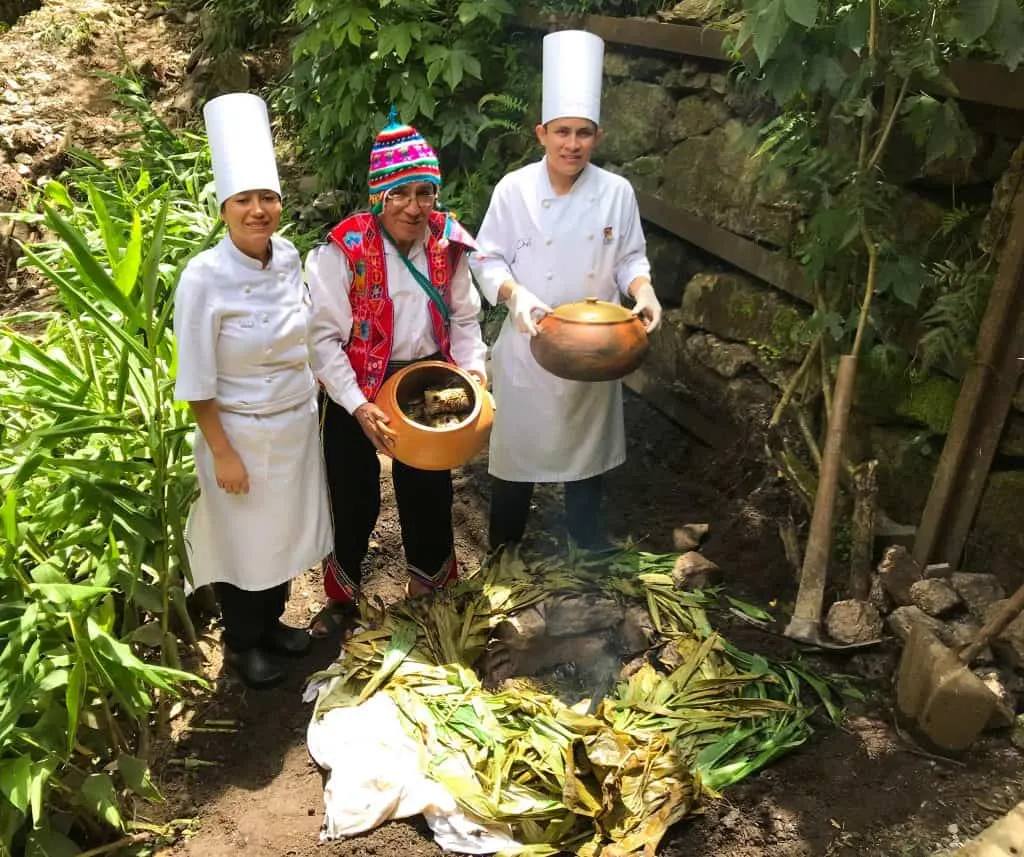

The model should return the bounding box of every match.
[588,234,594,241]
[546,272,553,280]
[588,272,595,279]
[545,237,552,246]
[277,272,286,281]
[262,313,270,324]
[243,285,252,294]
[299,336,306,344]
[264,376,272,383]
[542,199,551,208]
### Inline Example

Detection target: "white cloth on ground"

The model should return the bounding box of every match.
[304,692,519,854]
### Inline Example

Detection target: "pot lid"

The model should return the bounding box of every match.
[548,297,635,324]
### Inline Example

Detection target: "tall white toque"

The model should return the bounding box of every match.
[203,92,282,207]
[541,29,605,126]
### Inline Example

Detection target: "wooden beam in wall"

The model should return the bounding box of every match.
[636,191,812,304]
[517,9,1024,113]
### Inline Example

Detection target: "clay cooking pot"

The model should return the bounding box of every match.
[375,360,494,471]
[530,297,649,382]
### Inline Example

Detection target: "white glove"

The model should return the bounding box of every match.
[632,282,662,333]
[507,284,552,337]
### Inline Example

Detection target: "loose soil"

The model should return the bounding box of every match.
[2,3,1023,856]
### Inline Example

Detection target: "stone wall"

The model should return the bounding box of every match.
[591,42,1024,579]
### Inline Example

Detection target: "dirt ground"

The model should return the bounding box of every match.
[149,395,1024,857]
[3,2,1024,856]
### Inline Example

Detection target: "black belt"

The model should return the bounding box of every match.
[384,351,444,380]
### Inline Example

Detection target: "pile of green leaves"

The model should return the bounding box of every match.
[308,547,851,856]
[0,76,217,854]
[280,0,536,226]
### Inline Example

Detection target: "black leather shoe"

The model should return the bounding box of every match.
[223,646,286,689]
[262,622,312,657]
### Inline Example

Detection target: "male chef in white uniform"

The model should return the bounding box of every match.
[471,29,662,550]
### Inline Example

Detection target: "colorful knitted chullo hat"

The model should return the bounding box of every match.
[368,108,441,213]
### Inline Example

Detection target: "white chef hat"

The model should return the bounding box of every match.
[541,30,605,126]
[203,92,282,207]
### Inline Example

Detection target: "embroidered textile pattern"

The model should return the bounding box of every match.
[327,211,470,402]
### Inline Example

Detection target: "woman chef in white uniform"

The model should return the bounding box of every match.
[173,93,333,689]
[471,30,662,550]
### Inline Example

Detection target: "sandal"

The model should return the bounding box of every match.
[309,599,359,639]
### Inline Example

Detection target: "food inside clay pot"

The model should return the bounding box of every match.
[401,383,473,428]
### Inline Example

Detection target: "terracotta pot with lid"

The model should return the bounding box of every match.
[530,297,649,382]
[375,361,494,471]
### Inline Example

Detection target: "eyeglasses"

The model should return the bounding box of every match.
[385,187,438,208]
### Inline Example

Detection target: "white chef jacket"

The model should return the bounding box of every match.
[470,159,651,482]
[173,234,332,591]
[306,227,488,415]
[174,234,316,413]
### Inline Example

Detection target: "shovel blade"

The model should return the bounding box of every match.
[897,624,998,752]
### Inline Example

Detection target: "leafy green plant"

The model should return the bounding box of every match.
[0,76,219,854]
[725,0,1024,508]
[280,0,536,223]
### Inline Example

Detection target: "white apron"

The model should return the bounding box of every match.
[186,396,333,591]
[174,234,333,592]
[473,162,651,482]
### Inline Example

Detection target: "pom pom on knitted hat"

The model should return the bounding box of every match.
[368,107,441,211]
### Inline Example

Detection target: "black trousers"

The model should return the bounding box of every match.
[214,581,287,653]
[322,394,455,588]
[488,474,605,550]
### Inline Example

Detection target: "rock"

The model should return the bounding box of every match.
[643,225,693,305]
[963,472,1024,592]
[951,572,1007,622]
[618,153,664,196]
[909,579,961,618]
[619,605,656,653]
[873,511,917,552]
[986,600,1024,670]
[668,96,730,142]
[494,604,546,651]
[15,164,30,177]
[13,153,32,166]
[868,574,893,615]
[826,600,883,644]
[661,63,709,91]
[924,562,953,580]
[708,74,729,95]
[869,426,939,523]
[2,90,18,105]
[603,52,672,83]
[672,523,709,551]
[671,551,721,590]
[597,81,676,164]
[680,272,807,362]
[659,0,728,23]
[887,605,944,643]
[999,413,1024,457]
[9,125,42,154]
[981,141,1024,256]
[877,546,923,606]
[661,122,798,247]
[974,668,1016,729]
[939,620,994,665]
[545,594,622,637]
[856,365,959,435]
[683,332,756,379]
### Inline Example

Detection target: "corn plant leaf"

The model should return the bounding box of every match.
[24,828,81,857]
[79,773,122,829]
[115,209,144,297]
[117,753,162,801]
[42,204,144,332]
[0,755,32,813]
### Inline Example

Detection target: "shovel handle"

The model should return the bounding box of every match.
[960,581,1024,664]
